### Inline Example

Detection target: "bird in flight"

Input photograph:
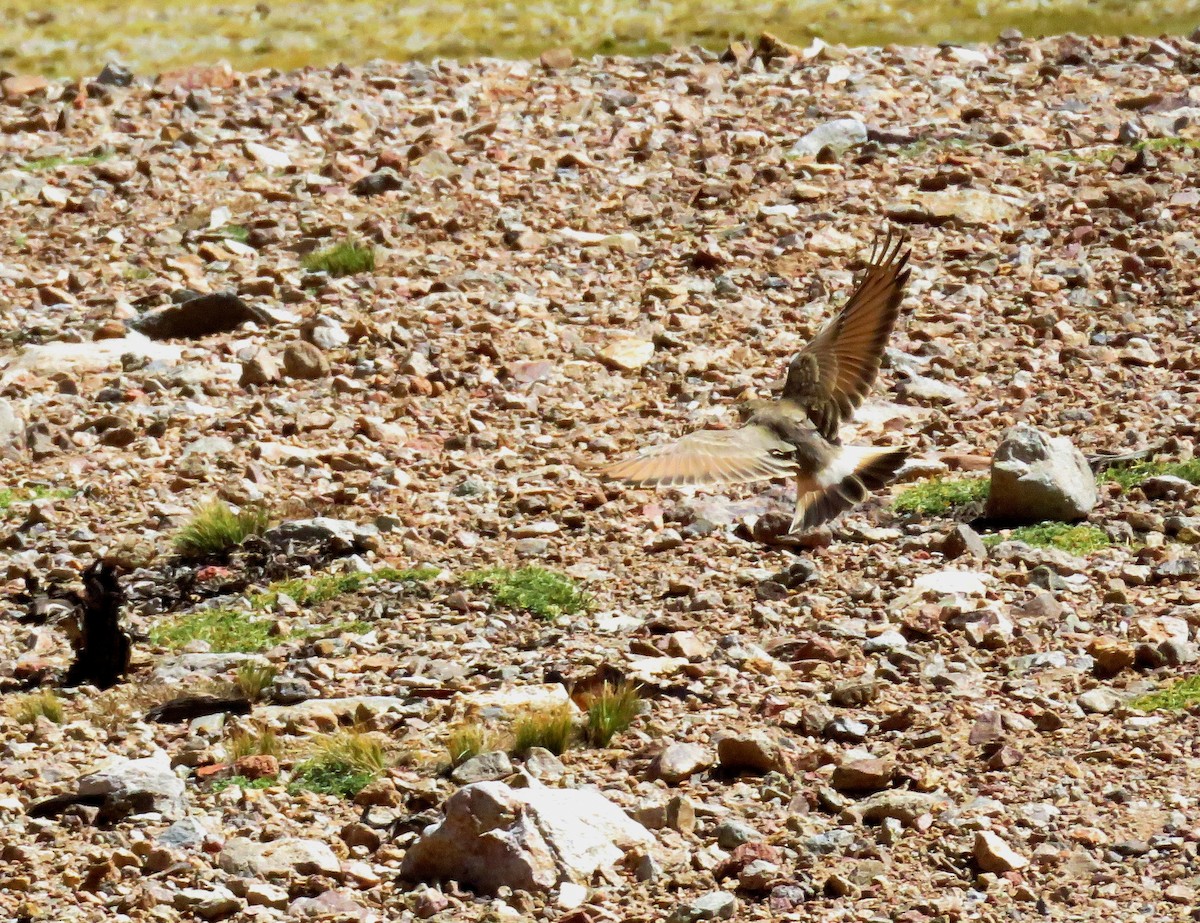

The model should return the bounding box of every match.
[601,230,912,535]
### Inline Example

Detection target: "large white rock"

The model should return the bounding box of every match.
[400,781,654,894]
[0,398,23,448]
[457,684,576,722]
[0,335,183,387]
[75,751,187,820]
[987,425,1097,523]
[791,118,867,157]
[888,188,1023,227]
[219,837,342,879]
[152,652,269,684]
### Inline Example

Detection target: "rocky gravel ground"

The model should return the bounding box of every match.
[2,31,1200,923]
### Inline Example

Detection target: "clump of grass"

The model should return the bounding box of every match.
[585,682,642,747]
[0,485,76,512]
[512,705,576,756]
[1131,675,1200,713]
[893,478,990,516]
[149,609,274,653]
[447,724,493,766]
[9,691,64,725]
[1102,459,1200,491]
[173,501,272,559]
[234,662,277,700]
[464,567,594,620]
[983,522,1111,556]
[301,239,375,276]
[212,774,276,793]
[227,727,282,761]
[290,730,390,798]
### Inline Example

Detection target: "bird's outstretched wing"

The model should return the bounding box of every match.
[781,230,911,442]
[601,425,799,488]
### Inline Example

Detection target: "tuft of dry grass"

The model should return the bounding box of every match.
[227,727,282,761]
[234,662,277,700]
[173,500,272,559]
[447,723,494,766]
[512,705,576,756]
[585,682,642,747]
[290,730,391,798]
[301,239,375,276]
[9,690,64,725]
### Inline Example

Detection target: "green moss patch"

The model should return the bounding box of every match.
[464,566,594,619]
[149,608,275,653]
[893,478,990,516]
[301,240,375,276]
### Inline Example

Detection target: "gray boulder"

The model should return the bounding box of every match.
[263,517,380,553]
[74,751,187,821]
[987,425,1097,523]
[400,781,654,894]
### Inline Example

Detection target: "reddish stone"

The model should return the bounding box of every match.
[233,754,279,780]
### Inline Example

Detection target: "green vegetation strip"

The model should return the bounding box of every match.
[1131,675,1200,712]
[982,522,1111,555]
[150,566,437,652]
[0,486,77,511]
[1101,458,1200,491]
[6,0,1197,79]
[21,154,109,172]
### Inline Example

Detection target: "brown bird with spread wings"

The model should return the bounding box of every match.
[602,231,912,535]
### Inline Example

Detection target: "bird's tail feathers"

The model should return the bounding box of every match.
[791,445,909,533]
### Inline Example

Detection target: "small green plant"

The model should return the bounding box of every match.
[893,478,990,516]
[21,153,110,171]
[983,522,1111,556]
[218,224,250,243]
[0,485,76,512]
[301,240,375,276]
[227,727,282,760]
[150,609,275,653]
[9,690,64,725]
[585,682,642,747]
[290,731,390,798]
[211,774,276,793]
[1102,459,1200,491]
[447,724,493,766]
[1131,675,1200,712]
[234,662,277,700]
[512,705,576,756]
[464,567,594,620]
[173,501,272,559]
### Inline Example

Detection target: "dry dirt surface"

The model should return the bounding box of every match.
[2,31,1200,923]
